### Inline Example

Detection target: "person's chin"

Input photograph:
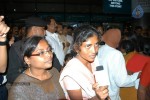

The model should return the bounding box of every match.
[89,56,96,61]
[45,65,52,70]
[45,63,52,68]
[88,59,95,63]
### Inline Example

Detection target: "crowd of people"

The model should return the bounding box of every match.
[0,15,150,100]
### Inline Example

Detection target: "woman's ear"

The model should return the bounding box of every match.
[73,44,79,53]
[24,56,31,65]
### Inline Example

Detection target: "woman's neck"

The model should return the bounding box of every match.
[76,55,92,72]
[27,68,50,81]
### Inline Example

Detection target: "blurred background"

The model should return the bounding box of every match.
[0,0,150,30]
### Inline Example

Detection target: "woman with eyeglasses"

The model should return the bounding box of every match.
[8,36,66,100]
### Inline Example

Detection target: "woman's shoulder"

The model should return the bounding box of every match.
[13,73,29,83]
[10,73,31,89]
[49,67,59,74]
[49,67,60,78]
[66,57,80,66]
[62,58,82,72]
[9,74,30,97]
[61,58,86,77]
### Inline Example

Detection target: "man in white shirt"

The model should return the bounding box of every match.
[45,16,65,67]
[66,26,73,54]
[97,28,139,100]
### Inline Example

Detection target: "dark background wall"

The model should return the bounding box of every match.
[0,0,149,29]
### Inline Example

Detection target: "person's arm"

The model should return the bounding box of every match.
[138,84,146,100]
[138,62,150,100]
[0,37,7,73]
[67,89,83,100]
[63,76,107,100]
[67,89,106,100]
[8,85,27,100]
[66,83,109,100]
[112,51,139,87]
[0,16,10,73]
[63,76,83,100]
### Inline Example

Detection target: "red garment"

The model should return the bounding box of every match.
[140,62,150,87]
[126,53,150,72]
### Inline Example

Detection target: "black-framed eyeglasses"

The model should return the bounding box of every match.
[31,48,53,57]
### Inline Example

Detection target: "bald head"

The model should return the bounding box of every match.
[102,28,121,48]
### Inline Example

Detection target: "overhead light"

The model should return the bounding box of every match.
[14,8,16,12]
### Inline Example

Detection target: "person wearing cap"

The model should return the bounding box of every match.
[7,16,47,86]
[0,15,10,100]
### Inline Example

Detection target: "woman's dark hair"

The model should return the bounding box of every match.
[141,38,150,56]
[44,16,55,25]
[73,25,100,51]
[22,36,46,58]
[120,40,135,54]
[64,53,74,62]
[123,32,140,52]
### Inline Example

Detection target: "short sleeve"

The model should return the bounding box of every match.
[63,76,80,90]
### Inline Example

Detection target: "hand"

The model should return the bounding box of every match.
[9,37,15,46]
[127,70,134,75]
[137,71,142,79]
[0,16,10,38]
[93,83,109,100]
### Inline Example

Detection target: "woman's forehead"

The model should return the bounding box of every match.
[36,40,49,49]
[82,35,99,44]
